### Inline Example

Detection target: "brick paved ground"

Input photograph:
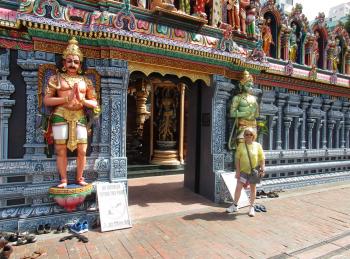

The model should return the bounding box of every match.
[8,175,350,258]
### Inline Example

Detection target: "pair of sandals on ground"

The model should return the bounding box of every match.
[0,231,37,246]
[0,233,42,259]
[256,190,279,198]
[226,203,267,217]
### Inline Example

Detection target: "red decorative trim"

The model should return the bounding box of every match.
[0,38,33,50]
[256,73,350,98]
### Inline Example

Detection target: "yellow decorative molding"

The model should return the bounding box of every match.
[129,61,211,85]
[49,183,93,195]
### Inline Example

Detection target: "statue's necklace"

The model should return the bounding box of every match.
[242,94,254,107]
[61,73,84,89]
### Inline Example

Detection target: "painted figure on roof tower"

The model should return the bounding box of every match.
[289,23,299,62]
[262,18,274,56]
[246,0,257,38]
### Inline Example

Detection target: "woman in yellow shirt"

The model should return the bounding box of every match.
[226,128,265,217]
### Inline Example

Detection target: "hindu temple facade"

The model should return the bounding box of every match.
[1,0,350,230]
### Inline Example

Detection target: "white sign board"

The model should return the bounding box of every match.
[221,172,250,208]
[97,182,132,232]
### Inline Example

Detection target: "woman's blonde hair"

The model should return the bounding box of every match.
[243,127,257,141]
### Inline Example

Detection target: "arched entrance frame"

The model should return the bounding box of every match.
[127,64,210,168]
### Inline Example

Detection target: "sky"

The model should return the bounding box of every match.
[295,0,349,20]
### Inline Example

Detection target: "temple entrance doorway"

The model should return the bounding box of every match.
[127,72,192,178]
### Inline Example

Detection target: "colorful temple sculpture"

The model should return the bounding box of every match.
[1,0,350,231]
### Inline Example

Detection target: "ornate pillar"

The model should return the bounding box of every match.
[346,124,350,148]
[276,92,287,150]
[307,119,315,149]
[134,80,150,139]
[280,28,290,60]
[259,88,278,150]
[284,94,303,149]
[341,100,350,148]
[305,35,314,66]
[345,52,350,75]
[301,95,312,149]
[327,120,335,148]
[96,60,129,182]
[322,99,331,148]
[293,117,302,149]
[316,119,323,149]
[267,116,275,150]
[0,50,15,159]
[283,118,292,150]
[212,0,222,27]
[335,121,343,148]
[307,97,325,150]
[327,42,336,71]
[328,100,344,149]
[17,51,55,158]
[179,83,185,164]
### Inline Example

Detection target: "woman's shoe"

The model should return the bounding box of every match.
[36,224,44,235]
[248,206,255,217]
[81,221,89,233]
[55,225,62,234]
[44,223,51,234]
[70,222,82,234]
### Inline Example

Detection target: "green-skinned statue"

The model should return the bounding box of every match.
[228,70,259,149]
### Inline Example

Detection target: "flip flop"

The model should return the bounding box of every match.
[59,235,74,242]
[21,250,47,259]
[259,204,267,212]
[254,205,262,212]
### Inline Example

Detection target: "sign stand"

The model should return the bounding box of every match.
[97,182,132,232]
[221,172,250,208]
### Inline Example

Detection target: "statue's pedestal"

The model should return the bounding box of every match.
[151,150,180,165]
[49,184,93,212]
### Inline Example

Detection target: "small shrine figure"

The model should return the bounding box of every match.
[239,0,250,35]
[261,18,274,56]
[227,0,240,31]
[289,23,300,62]
[312,31,320,66]
[157,88,177,141]
[309,64,317,81]
[44,38,99,188]
[332,38,341,72]
[246,0,257,38]
[228,70,259,149]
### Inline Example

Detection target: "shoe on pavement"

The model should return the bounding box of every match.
[248,206,255,217]
[226,204,238,213]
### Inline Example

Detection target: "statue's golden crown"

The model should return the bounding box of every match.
[240,70,253,85]
[62,37,83,61]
